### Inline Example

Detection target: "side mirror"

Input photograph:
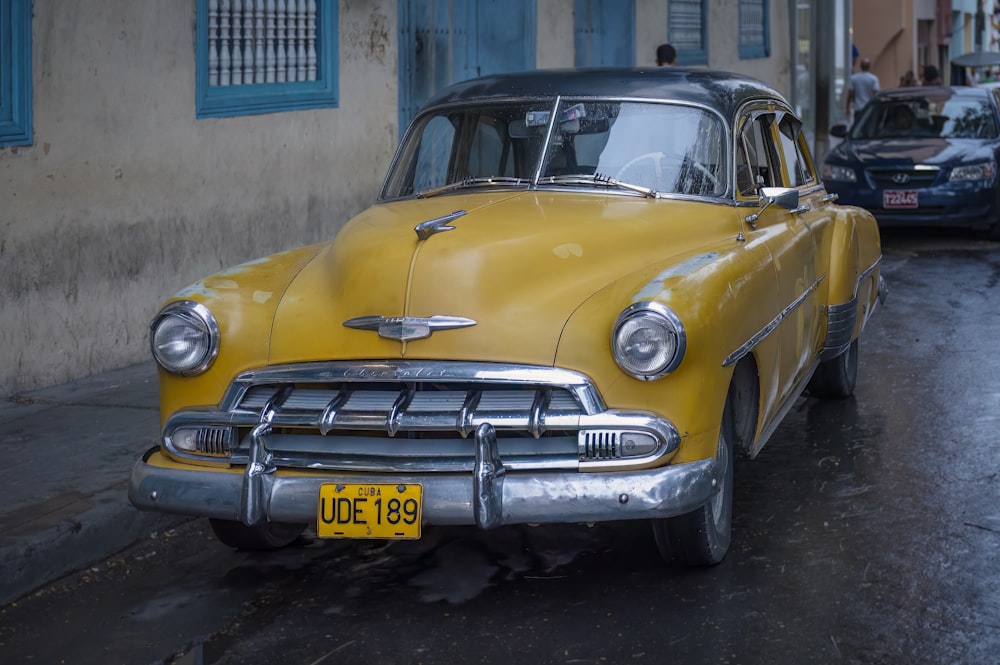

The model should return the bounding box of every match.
[760,186,800,210]
[746,186,800,226]
[830,124,848,139]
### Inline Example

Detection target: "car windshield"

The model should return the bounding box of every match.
[381,99,727,199]
[850,94,999,140]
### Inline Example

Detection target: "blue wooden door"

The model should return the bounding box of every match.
[398,0,536,132]
[574,0,635,67]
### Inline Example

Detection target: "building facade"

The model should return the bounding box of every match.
[2,0,849,394]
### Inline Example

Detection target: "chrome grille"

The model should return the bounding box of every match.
[237,383,584,437]
[163,361,680,472]
[867,167,939,189]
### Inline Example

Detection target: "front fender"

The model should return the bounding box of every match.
[554,235,782,464]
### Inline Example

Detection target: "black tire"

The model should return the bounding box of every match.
[651,397,734,566]
[209,518,306,550]
[808,338,859,399]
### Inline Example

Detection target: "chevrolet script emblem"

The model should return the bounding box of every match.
[343,315,477,342]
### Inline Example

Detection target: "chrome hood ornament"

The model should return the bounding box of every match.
[414,210,466,240]
[343,315,477,342]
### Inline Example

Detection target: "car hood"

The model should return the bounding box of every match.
[268,191,732,367]
[832,137,994,165]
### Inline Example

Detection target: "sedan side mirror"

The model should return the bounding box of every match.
[830,124,848,139]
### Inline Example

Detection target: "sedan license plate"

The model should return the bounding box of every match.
[883,189,918,209]
[317,483,422,539]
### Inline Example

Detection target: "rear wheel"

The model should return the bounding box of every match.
[808,338,859,399]
[209,518,306,550]
[651,397,734,566]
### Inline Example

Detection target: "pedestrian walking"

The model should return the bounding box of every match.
[846,57,880,120]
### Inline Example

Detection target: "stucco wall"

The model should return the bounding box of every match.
[2,0,799,395]
[636,0,791,98]
[0,1,398,394]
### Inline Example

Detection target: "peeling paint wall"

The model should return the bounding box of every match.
[0,1,398,394]
[1,0,797,395]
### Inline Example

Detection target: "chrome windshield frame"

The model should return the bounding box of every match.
[379,95,734,203]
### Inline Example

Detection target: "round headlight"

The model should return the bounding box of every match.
[612,302,686,380]
[149,301,220,376]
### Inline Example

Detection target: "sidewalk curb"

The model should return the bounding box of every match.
[0,482,189,605]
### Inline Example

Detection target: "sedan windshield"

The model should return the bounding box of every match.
[851,94,999,140]
[381,99,727,199]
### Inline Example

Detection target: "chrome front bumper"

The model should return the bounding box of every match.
[129,439,719,529]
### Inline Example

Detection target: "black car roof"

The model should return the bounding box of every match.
[421,67,788,119]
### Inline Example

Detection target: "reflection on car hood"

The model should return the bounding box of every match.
[837,138,993,165]
[268,191,727,367]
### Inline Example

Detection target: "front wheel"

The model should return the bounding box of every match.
[209,518,306,550]
[808,338,859,399]
[651,397,734,566]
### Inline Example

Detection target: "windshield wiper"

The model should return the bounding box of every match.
[537,173,658,198]
[416,176,530,199]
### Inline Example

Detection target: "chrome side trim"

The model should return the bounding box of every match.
[723,275,826,367]
[820,299,858,360]
[819,254,883,360]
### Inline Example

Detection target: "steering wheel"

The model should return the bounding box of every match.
[614,151,679,183]
[615,151,720,194]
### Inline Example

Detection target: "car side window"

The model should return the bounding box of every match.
[776,114,816,188]
[736,112,780,197]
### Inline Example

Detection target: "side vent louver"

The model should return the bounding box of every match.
[582,431,621,460]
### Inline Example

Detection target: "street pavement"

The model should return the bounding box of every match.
[0,362,186,605]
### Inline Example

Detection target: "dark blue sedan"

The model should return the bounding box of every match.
[823,86,1000,238]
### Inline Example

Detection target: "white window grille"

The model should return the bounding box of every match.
[208,0,317,87]
[197,0,337,118]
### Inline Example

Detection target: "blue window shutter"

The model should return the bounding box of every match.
[668,0,707,66]
[739,0,769,59]
[0,0,33,147]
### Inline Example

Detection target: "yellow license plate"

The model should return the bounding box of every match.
[316,483,422,539]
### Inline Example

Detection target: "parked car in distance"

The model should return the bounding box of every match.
[130,68,885,566]
[823,85,1000,238]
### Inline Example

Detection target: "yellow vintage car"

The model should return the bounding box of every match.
[129,68,885,565]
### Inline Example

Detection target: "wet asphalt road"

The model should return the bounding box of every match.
[1,228,998,665]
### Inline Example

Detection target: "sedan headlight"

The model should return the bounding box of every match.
[948,161,996,182]
[822,164,857,182]
[149,301,220,376]
[612,302,686,380]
